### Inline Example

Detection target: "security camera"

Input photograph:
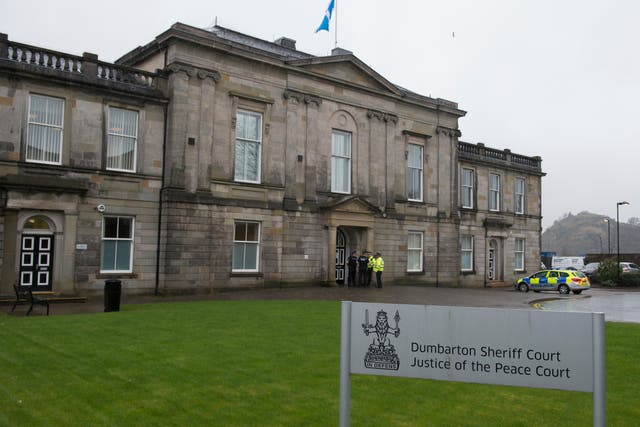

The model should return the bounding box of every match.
[97,204,106,213]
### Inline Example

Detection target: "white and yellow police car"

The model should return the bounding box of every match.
[516,269,590,295]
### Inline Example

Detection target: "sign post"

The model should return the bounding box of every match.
[339,302,605,427]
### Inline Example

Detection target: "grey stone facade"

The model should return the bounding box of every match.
[0,24,544,296]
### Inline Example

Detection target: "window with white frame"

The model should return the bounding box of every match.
[489,173,501,211]
[101,216,134,272]
[331,130,351,193]
[27,94,64,164]
[515,238,525,271]
[461,168,474,209]
[461,235,473,271]
[515,177,525,214]
[407,144,423,201]
[233,221,260,272]
[234,110,262,183]
[107,107,138,172]
[407,231,423,272]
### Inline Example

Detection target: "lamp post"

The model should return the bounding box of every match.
[616,201,630,281]
[603,219,611,254]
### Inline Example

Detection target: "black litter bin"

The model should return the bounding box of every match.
[104,279,122,312]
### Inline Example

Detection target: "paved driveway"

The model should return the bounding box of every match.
[535,287,640,323]
[4,285,638,322]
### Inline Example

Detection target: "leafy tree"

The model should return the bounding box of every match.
[596,258,619,286]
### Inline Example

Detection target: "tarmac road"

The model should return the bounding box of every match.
[536,287,640,323]
[3,284,638,322]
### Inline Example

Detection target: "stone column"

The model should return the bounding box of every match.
[327,225,337,286]
[304,94,321,203]
[384,113,398,210]
[283,90,302,206]
[197,70,220,191]
[165,64,193,189]
[367,110,398,210]
[435,126,460,217]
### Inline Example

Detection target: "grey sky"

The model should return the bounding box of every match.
[2,0,638,229]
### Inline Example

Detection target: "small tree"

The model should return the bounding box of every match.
[596,258,619,286]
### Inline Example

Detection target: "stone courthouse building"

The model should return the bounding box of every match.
[0,23,544,296]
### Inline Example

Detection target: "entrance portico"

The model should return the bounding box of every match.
[322,197,380,286]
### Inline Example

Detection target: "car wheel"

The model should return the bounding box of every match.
[517,283,529,293]
[558,284,570,295]
[572,290,582,295]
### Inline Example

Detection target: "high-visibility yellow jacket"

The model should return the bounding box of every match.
[372,256,384,272]
[367,255,374,269]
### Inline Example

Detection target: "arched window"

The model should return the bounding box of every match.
[23,216,52,231]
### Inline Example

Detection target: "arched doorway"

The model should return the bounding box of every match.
[487,238,502,282]
[19,215,55,290]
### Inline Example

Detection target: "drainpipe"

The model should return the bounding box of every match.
[154,103,168,296]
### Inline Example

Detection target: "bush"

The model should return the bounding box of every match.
[596,258,640,287]
[597,258,619,285]
[619,273,640,286]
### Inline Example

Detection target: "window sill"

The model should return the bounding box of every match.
[97,273,137,279]
[407,270,425,275]
[231,272,263,278]
[460,270,476,276]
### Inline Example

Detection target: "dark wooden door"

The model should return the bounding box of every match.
[19,234,53,290]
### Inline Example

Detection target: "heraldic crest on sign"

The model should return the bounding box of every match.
[362,308,401,370]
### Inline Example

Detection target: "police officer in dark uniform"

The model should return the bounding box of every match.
[358,250,369,287]
[347,250,358,287]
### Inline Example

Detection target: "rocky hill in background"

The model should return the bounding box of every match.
[542,211,640,256]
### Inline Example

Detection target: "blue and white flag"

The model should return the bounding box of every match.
[315,0,335,33]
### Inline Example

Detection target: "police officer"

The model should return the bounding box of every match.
[373,252,384,288]
[366,251,374,287]
[358,250,369,287]
[347,250,358,287]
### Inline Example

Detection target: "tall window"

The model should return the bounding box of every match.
[101,216,134,272]
[107,107,138,172]
[461,168,474,209]
[235,110,262,183]
[331,130,351,193]
[515,177,525,214]
[233,221,260,272]
[407,232,423,272]
[407,144,423,202]
[27,94,64,164]
[515,238,525,271]
[461,235,473,271]
[489,173,500,211]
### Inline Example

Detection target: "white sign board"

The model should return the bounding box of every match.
[349,303,595,392]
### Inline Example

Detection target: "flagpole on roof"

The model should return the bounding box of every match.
[335,0,338,48]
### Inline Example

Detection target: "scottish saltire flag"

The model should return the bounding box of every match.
[315,0,335,33]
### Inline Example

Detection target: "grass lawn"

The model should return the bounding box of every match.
[0,300,638,426]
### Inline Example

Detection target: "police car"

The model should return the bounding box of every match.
[516,269,590,295]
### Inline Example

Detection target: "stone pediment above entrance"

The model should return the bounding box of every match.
[321,196,380,229]
[286,55,402,96]
[321,196,382,215]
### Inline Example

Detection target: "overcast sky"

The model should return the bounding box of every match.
[2,0,638,229]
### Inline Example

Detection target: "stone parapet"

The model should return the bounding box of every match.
[0,35,164,100]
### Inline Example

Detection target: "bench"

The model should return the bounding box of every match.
[12,285,87,316]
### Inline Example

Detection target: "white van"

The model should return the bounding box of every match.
[551,256,584,271]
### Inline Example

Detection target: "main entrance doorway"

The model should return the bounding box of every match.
[20,235,54,290]
[335,229,346,284]
[487,239,502,282]
[19,216,55,290]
